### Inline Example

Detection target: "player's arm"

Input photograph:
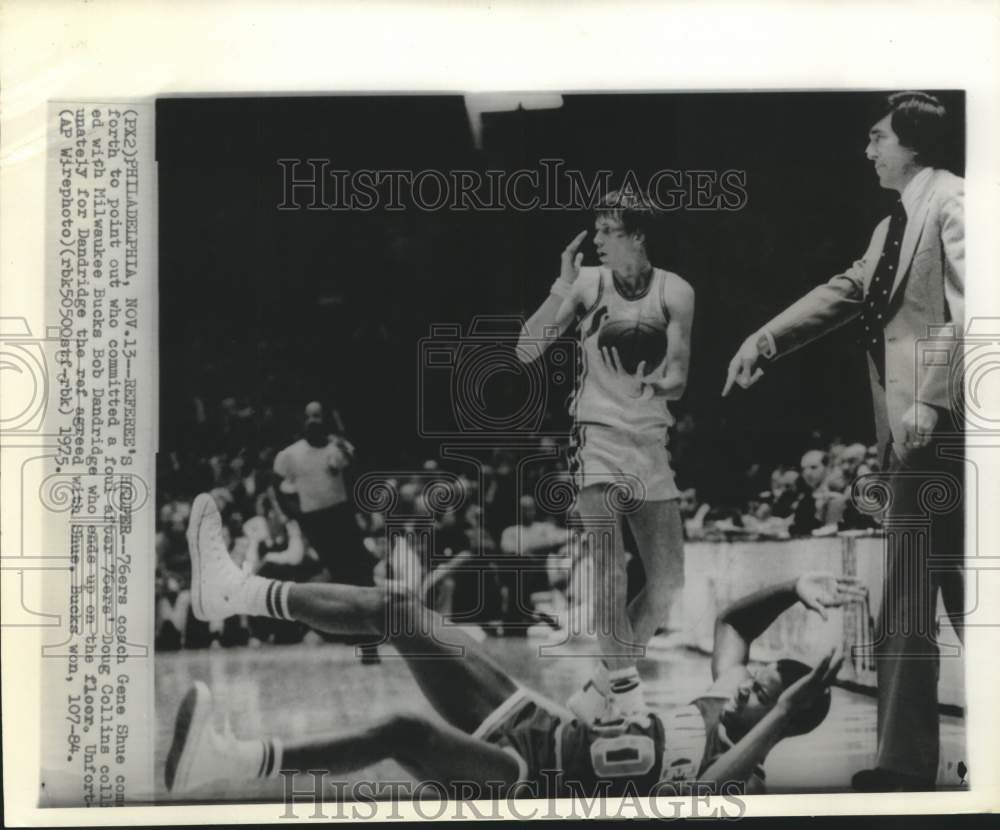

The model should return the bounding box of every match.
[644,275,694,400]
[698,649,843,790]
[712,573,864,680]
[517,230,587,363]
[722,224,885,396]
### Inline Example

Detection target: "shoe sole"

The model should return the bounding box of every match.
[164,681,212,793]
[567,682,605,722]
[187,494,213,621]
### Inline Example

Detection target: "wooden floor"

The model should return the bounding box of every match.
[154,636,967,802]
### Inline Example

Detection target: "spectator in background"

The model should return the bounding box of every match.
[155,525,191,651]
[839,443,868,485]
[865,443,881,473]
[770,467,801,519]
[678,485,711,540]
[837,444,883,533]
[484,452,517,545]
[499,495,566,559]
[500,495,567,626]
[791,450,847,536]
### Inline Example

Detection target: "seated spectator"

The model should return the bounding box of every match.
[541,533,596,640]
[837,445,883,533]
[678,485,711,540]
[499,495,566,628]
[462,504,496,555]
[769,467,801,519]
[155,524,191,651]
[838,442,868,487]
[849,444,882,480]
[499,495,566,557]
[790,450,847,536]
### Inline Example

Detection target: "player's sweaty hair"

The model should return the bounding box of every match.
[595,188,660,240]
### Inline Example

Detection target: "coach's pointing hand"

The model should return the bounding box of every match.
[723,333,767,396]
[560,230,588,284]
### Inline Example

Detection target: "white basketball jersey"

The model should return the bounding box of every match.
[569,266,675,439]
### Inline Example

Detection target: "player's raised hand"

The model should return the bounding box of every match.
[560,230,588,284]
[722,334,765,397]
[777,647,844,717]
[795,572,867,621]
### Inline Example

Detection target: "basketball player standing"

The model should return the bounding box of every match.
[518,190,695,721]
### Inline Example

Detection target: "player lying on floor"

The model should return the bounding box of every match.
[167,492,860,796]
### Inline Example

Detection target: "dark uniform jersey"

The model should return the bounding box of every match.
[476,692,709,797]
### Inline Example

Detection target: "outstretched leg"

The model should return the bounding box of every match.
[187,493,517,732]
[283,713,520,786]
[287,584,516,732]
[166,683,520,793]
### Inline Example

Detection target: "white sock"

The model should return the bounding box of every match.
[608,666,642,706]
[256,737,284,778]
[242,577,294,621]
[228,736,284,779]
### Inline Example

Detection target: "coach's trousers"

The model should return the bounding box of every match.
[874,437,965,783]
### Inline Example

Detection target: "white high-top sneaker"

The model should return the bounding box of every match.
[165,681,276,793]
[568,662,611,723]
[187,493,247,621]
[166,682,229,792]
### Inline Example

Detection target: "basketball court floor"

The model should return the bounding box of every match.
[154,635,967,802]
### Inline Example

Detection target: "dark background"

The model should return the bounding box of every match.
[156,91,964,505]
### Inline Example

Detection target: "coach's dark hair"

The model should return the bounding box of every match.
[774,658,832,736]
[884,91,949,169]
[596,188,659,240]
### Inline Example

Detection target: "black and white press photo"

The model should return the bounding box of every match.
[149,90,970,809]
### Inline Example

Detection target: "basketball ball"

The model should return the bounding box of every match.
[597,319,667,376]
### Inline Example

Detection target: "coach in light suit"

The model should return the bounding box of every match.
[724,92,964,791]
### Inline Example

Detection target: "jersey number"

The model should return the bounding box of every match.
[590,734,656,778]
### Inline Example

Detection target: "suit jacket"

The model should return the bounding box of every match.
[763,168,964,452]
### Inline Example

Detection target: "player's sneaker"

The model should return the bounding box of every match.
[569,660,615,723]
[165,682,227,792]
[187,492,246,621]
[165,682,280,793]
[568,679,608,723]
